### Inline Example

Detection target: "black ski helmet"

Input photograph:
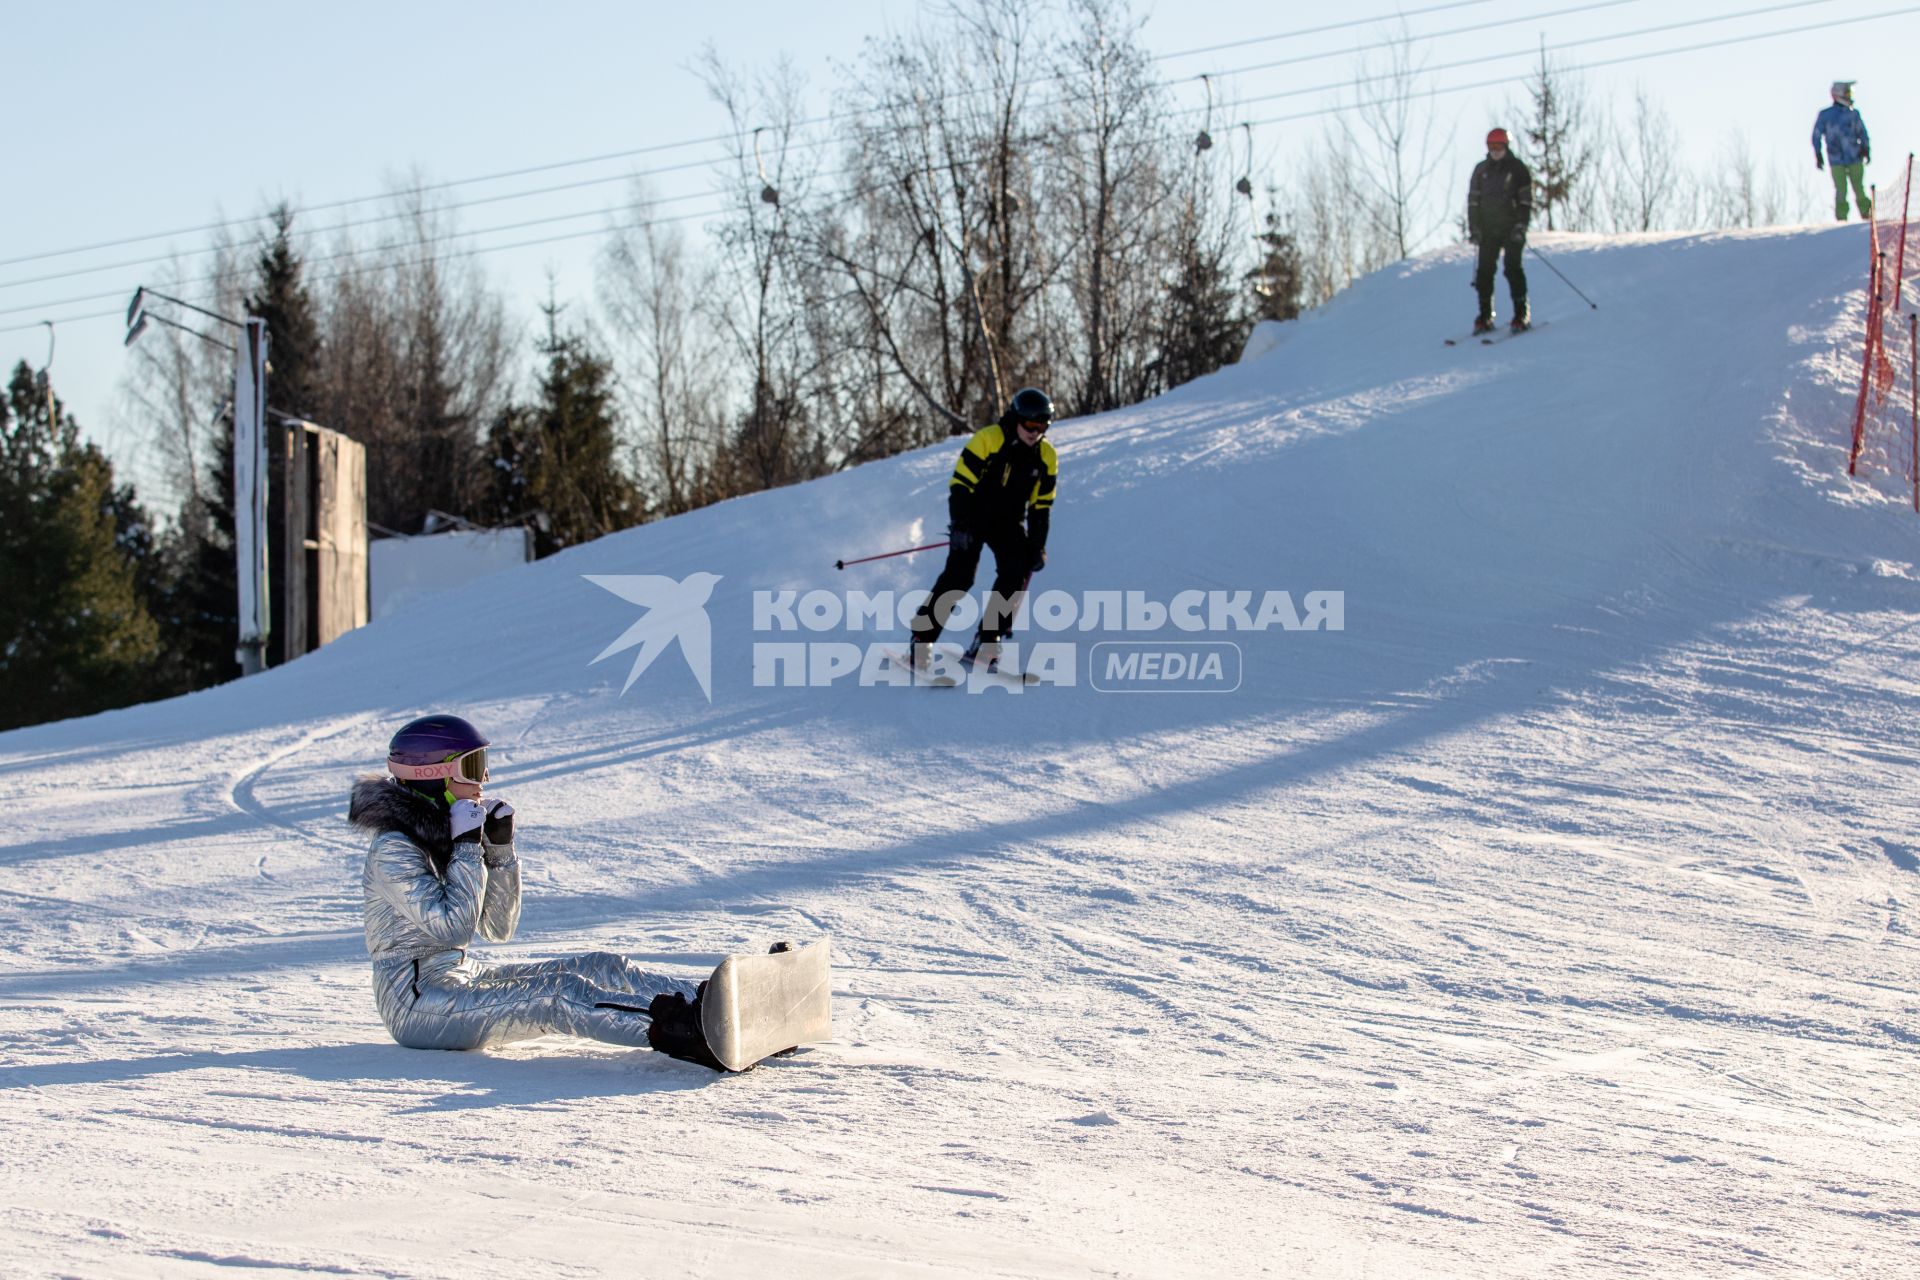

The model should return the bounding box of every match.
[386,713,489,805]
[1006,387,1054,428]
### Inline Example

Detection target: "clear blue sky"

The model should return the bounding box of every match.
[3,0,1914,504]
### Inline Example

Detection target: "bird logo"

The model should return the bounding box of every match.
[584,572,723,701]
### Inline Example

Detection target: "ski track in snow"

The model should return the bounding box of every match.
[3,226,1920,1277]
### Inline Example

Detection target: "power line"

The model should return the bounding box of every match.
[1225,0,1817,80]
[0,163,723,294]
[0,0,1605,275]
[1231,0,1852,114]
[2,1,1909,339]
[1241,3,1920,125]
[0,0,1662,297]
[1156,0,1496,60]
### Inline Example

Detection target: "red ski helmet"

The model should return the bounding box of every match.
[1486,128,1510,149]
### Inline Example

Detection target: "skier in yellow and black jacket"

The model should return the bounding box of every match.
[909,387,1058,670]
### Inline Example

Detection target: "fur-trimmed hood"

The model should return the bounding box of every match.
[349,775,452,874]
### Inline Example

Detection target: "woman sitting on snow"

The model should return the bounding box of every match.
[347,713,721,1068]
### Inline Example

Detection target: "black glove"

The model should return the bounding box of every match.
[769,940,794,954]
[1468,227,1479,246]
[948,524,979,554]
[1816,155,1825,171]
[1028,542,1048,573]
[483,798,514,845]
[1863,149,1871,164]
[1507,225,1526,249]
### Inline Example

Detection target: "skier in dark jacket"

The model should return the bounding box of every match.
[1467,128,1534,335]
[909,387,1059,674]
[1812,80,1872,221]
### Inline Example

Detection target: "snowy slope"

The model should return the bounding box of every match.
[5,224,1919,1279]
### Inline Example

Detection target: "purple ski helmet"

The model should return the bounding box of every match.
[386,714,490,795]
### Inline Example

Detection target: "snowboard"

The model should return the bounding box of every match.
[700,939,833,1072]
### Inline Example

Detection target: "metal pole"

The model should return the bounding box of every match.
[834,540,951,570]
[1526,244,1598,309]
[1896,155,1914,314]
[234,317,271,676]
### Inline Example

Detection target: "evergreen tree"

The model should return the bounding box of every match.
[247,204,323,419]
[246,205,325,666]
[1516,43,1593,232]
[165,420,241,691]
[1156,247,1251,393]
[1246,207,1305,324]
[488,305,645,558]
[0,363,162,730]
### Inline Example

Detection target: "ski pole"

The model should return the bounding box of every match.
[834,540,950,571]
[1527,244,1598,310]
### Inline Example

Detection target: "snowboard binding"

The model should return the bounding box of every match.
[647,987,725,1072]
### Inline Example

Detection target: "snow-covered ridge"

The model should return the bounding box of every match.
[4,224,1917,1279]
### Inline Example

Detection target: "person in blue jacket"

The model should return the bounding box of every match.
[1813,81,1872,222]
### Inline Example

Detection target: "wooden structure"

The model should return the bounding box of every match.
[277,418,368,661]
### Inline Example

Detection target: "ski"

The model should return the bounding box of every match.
[1482,320,1547,345]
[958,648,1041,685]
[881,648,958,687]
[1446,319,1546,346]
[966,659,1040,685]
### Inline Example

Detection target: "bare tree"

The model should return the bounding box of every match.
[697,49,833,495]
[1048,0,1178,412]
[599,184,728,516]
[312,183,514,531]
[1702,131,1764,229]
[114,239,248,513]
[1607,84,1684,232]
[1339,20,1450,261]
[1288,125,1381,307]
[1700,131,1815,230]
[824,0,1050,438]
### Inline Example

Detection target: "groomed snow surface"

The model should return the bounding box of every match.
[5,225,1918,1278]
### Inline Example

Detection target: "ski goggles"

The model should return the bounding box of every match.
[387,746,488,784]
[1016,418,1049,435]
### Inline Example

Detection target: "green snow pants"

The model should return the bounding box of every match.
[1830,162,1871,221]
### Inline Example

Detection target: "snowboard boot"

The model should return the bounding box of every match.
[1472,314,1496,336]
[647,986,725,1072]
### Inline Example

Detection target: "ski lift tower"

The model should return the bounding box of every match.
[126,287,271,677]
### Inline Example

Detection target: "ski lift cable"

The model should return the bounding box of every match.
[0,0,1653,274]
[0,0,1751,292]
[3,1,1910,337]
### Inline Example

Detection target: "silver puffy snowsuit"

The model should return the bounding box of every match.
[349,777,695,1051]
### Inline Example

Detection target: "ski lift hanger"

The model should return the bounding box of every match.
[1195,74,1215,154]
[754,127,779,207]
